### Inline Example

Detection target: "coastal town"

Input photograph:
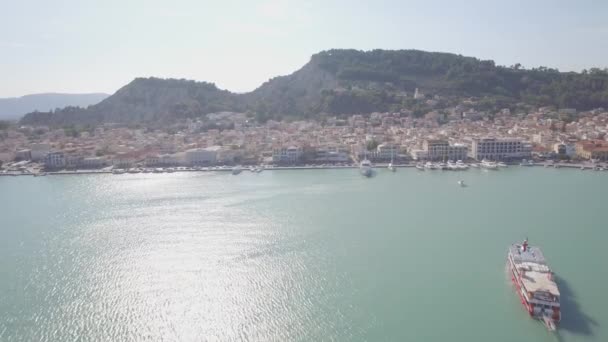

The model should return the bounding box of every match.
[2,102,608,175]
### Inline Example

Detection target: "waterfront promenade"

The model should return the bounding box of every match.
[1,162,606,177]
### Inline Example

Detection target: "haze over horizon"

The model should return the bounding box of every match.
[1,0,607,98]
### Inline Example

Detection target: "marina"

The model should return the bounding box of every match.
[2,160,608,177]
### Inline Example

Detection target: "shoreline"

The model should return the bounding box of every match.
[1,162,605,176]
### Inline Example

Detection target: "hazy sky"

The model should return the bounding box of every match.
[1,0,607,97]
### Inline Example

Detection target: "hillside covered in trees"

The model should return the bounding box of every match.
[20,49,608,126]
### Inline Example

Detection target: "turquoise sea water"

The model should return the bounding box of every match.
[0,168,606,341]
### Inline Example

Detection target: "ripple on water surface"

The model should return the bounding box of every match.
[1,170,607,341]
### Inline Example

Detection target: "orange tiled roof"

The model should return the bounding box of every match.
[578,140,608,152]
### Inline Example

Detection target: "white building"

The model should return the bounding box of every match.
[315,146,350,163]
[272,146,303,164]
[81,157,107,168]
[422,140,468,161]
[470,138,532,161]
[145,155,160,166]
[553,143,576,157]
[112,154,135,168]
[376,144,400,160]
[65,155,83,168]
[45,152,65,168]
[184,148,217,165]
[158,154,179,166]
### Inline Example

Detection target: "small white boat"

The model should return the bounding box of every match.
[520,159,534,167]
[360,160,373,177]
[112,169,126,174]
[497,162,508,168]
[415,163,425,171]
[457,180,465,187]
[480,160,498,170]
[436,162,448,171]
[424,162,436,170]
[470,163,479,168]
[360,159,373,177]
[232,166,243,175]
[388,154,396,172]
[455,160,469,170]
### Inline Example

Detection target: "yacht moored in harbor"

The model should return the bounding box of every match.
[456,160,469,170]
[480,160,498,170]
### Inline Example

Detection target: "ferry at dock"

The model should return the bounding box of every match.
[507,239,560,331]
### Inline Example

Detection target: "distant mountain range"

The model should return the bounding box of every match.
[19,49,608,126]
[0,93,108,121]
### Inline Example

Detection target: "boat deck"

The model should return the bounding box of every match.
[509,244,546,265]
[509,244,560,297]
[520,270,560,296]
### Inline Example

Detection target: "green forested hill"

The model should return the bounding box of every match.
[20,49,608,126]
